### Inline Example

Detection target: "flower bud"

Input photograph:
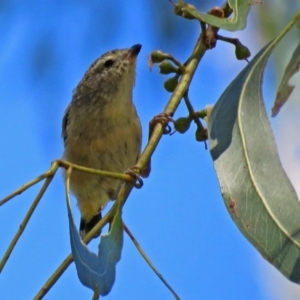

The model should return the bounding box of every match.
[159,61,178,74]
[235,41,251,60]
[150,51,169,63]
[164,76,178,93]
[174,117,191,134]
[195,127,208,142]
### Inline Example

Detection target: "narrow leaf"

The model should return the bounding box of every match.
[272,41,300,117]
[184,0,252,32]
[66,193,123,296]
[208,16,300,282]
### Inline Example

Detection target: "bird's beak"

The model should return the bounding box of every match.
[127,44,142,60]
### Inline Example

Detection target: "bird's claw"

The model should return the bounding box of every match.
[125,167,144,189]
[150,113,174,135]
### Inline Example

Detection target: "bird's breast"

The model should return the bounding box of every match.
[64,102,142,173]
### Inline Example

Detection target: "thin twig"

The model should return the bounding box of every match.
[0,158,136,208]
[56,159,135,184]
[183,93,207,148]
[166,55,186,73]
[92,285,100,300]
[123,222,180,300]
[215,34,238,45]
[33,254,73,300]
[194,108,208,119]
[183,93,205,131]
[0,171,51,206]
[0,162,59,273]
[200,21,206,37]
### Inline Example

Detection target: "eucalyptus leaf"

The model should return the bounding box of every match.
[272,41,300,117]
[208,20,300,282]
[183,0,252,31]
[67,196,123,296]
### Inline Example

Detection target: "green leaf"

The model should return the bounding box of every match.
[183,0,252,31]
[66,195,123,296]
[272,41,300,117]
[208,16,300,282]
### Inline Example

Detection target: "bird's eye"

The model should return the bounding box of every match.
[104,59,114,68]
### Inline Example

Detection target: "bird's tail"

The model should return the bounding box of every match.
[80,211,102,239]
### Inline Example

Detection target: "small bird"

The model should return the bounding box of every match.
[62,44,143,238]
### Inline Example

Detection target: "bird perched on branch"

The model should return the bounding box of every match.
[62,44,143,238]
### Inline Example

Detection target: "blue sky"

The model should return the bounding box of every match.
[0,1,299,299]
